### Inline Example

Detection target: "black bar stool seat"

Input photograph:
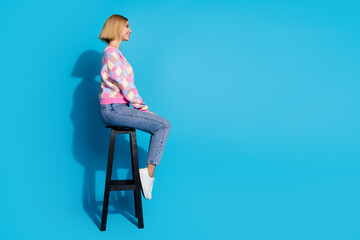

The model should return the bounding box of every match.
[100,125,144,231]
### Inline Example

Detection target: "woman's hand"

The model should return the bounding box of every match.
[148,111,157,115]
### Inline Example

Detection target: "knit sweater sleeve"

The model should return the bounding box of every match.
[107,51,150,112]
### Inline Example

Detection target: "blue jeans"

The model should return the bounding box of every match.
[99,103,171,165]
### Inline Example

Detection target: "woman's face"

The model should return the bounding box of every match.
[121,21,132,41]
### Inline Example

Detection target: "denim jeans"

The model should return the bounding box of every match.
[99,103,171,165]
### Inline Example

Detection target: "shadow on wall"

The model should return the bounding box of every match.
[70,50,148,229]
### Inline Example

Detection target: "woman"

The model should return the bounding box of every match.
[98,14,171,200]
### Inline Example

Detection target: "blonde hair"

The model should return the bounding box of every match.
[98,14,128,44]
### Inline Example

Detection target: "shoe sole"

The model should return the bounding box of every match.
[140,184,146,199]
[139,169,148,199]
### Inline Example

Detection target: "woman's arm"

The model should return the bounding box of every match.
[106,51,151,112]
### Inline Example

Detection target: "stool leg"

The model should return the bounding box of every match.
[133,188,138,218]
[129,132,138,218]
[100,129,116,231]
[130,130,144,228]
[132,170,138,218]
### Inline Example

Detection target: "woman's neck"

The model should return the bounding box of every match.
[109,39,121,50]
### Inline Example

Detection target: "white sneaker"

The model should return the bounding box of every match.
[148,175,155,200]
[139,168,155,200]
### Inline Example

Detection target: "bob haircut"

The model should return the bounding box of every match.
[99,14,128,44]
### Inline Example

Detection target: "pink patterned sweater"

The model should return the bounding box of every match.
[99,45,150,112]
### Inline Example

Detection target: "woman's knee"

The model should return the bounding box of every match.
[161,117,171,130]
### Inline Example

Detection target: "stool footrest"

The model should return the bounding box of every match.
[110,180,136,191]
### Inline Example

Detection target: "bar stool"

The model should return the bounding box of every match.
[100,125,144,231]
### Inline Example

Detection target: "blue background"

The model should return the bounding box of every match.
[1,0,359,239]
